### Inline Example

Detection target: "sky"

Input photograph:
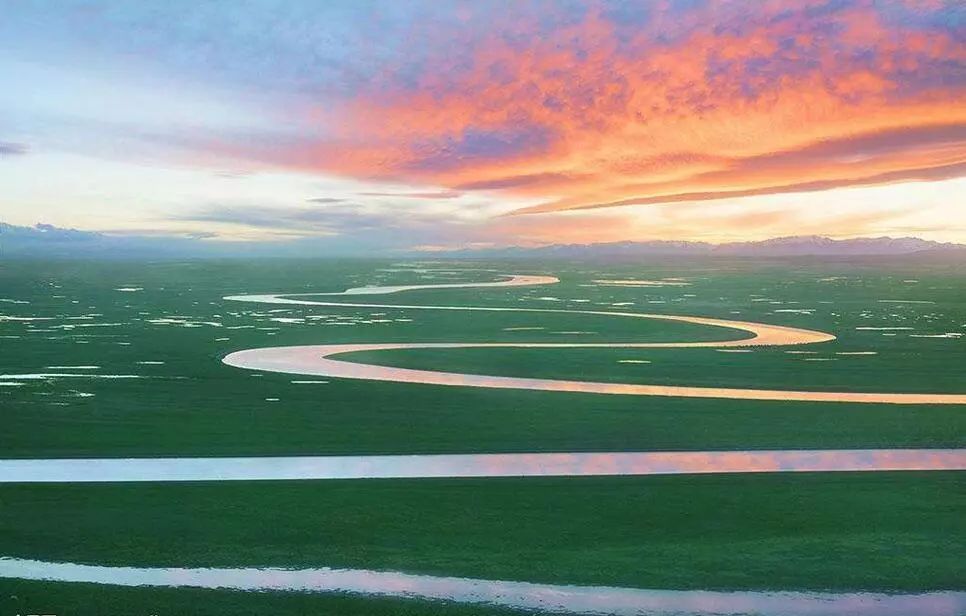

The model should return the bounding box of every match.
[1,0,964,252]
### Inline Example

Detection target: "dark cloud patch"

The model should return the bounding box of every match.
[0,141,28,157]
[175,202,445,235]
[102,228,220,240]
[306,197,346,204]
[359,190,461,199]
[455,172,578,191]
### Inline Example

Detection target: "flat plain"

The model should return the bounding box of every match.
[0,257,963,614]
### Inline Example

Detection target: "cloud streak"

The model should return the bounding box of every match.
[359,190,461,200]
[0,141,28,157]
[172,201,460,239]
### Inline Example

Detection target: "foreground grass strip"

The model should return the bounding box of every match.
[2,473,961,591]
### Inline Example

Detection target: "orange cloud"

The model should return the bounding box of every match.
[237,1,965,216]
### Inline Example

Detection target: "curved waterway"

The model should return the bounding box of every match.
[1,557,963,616]
[223,274,966,405]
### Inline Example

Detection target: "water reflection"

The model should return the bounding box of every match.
[223,342,966,404]
[2,449,963,483]
[1,557,962,615]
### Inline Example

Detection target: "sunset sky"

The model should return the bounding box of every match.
[2,0,964,251]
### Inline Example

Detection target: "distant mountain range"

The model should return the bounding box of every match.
[0,222,205,258]
[1,221,963,259]
[440,235,965,258]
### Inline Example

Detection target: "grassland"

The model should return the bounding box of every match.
[2,473,963,591]
[0,257,963,609]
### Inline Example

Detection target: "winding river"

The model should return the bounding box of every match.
[222,274,966,405]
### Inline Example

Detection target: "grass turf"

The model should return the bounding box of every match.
[1,472,962,592]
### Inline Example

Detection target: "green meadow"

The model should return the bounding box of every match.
[2,473,963,591]
[1,258,963,611]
